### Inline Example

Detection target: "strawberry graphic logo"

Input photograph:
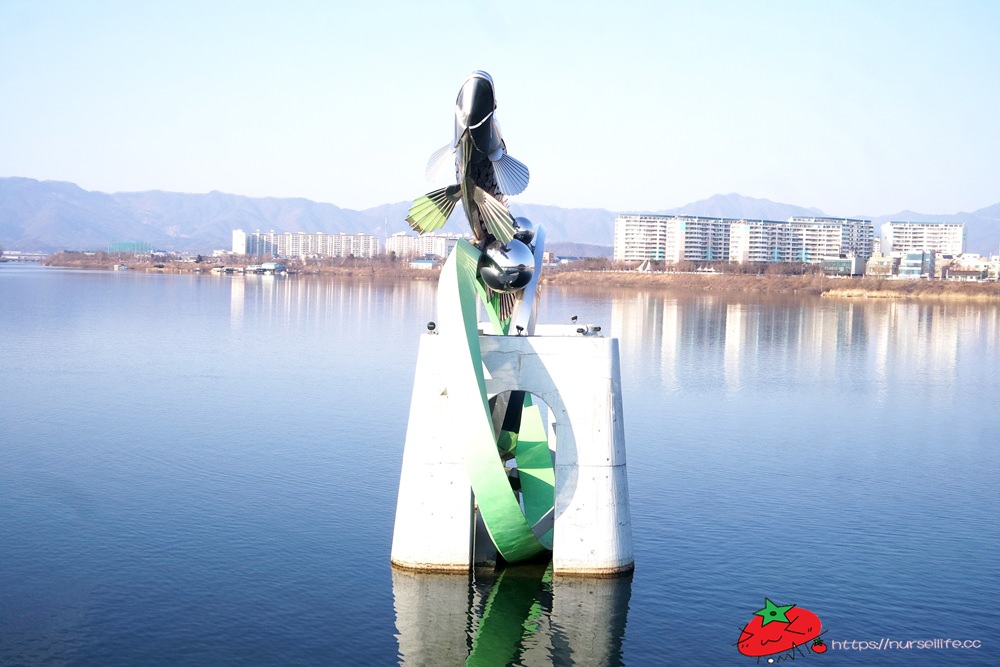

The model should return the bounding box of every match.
[737,598,824,661]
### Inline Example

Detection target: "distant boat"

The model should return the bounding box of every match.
[113,263,129,271]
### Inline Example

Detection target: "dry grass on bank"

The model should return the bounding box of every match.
[43,252,442,280]
[821,278,1000,300]
[544,270,1000,300]
[543,271,828,294]
[42,253,1000,300]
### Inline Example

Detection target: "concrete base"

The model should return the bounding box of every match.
[390,327,634,576]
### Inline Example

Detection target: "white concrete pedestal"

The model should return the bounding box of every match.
[390,326,633,576]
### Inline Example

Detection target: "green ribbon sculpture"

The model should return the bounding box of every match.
[438,240,554,563]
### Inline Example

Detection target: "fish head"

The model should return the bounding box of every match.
[455,71,496,134]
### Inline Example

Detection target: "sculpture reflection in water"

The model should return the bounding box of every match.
[393,564,632,666]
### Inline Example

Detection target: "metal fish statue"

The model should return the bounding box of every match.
[406,71,530,246]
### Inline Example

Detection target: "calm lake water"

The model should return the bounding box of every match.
[1,263,998,666]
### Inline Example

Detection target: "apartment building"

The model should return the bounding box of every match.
[730,218,842,263]
[384,232,464,259]
[883,222,965,255]
[232,230,380,259]
[616,214,873,265]
[613,215,729,263]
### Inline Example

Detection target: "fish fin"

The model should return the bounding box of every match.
[406,185,461,234]
[425,143,456,183]
[472,186,516,243]
[491,152,530,196]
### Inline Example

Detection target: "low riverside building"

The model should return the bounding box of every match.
[821,256,866,276]
[614,214,873,266]
[898,251,935,279]
[408,258,437,270]
[865,254,900,277]
[943,253,994,281]
[250,262,287,275]
[865,250,999,281]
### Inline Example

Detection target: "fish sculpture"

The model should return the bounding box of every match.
[406,71,530,247]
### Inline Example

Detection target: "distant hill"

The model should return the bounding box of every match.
[2,177,998,254]
[0,178,382,253]
[653,193,826,221]
[0,178,620,252]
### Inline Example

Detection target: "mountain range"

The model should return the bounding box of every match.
[2,177,999,256]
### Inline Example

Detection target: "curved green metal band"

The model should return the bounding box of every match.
[439,240,554,563]
[511,402,554,550]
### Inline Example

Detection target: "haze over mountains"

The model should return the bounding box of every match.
[2,177,999,256]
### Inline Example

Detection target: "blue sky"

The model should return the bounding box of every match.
[2,0,998,217]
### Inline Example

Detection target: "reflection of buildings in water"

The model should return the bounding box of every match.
[872,301,893,403]
[227,276,438,329]
[229,277,244,327]
[919,304,961,380]
[724,303,744,391]
[659,298,681,392]
[727,301,873,389]
[611,292,681,391]
[608,292,945,393]
[871,301,963,404]
[612,293,733,390]
[597,289,994,417]
[976,305,1000,351]
[800,303,857,384]
[392,567,631,666]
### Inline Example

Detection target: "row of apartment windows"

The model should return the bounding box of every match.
[231,230,472,260]
[233,230,380,259]
[614,215,964,265]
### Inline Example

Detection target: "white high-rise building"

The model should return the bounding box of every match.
[615,215,873,265]
[883,222,965,255]
[231,230,379,259]
[794,217,874,260]
[384,232,464,259]
[231,229,248,255]
[613,215,730,263]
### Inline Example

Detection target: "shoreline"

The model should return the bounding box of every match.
[544,270,1000,300]
[36,255,1000,300]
